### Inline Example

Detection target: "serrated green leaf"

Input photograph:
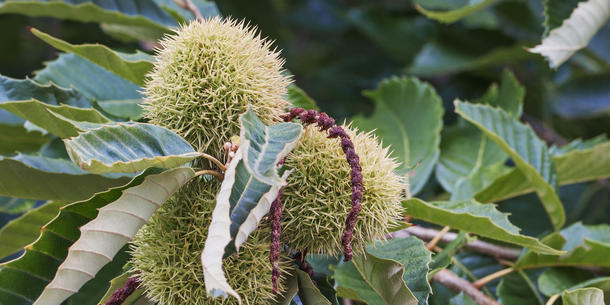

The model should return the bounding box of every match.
[32,167,194,305]
[543,0,586,35]
[403,198,564,255]
[98,270,145,305]
[0,0,175,40]
[455,101,565,230]
[201,108,302,302]
[0,75,92,109]
[334,251,418,305]
[563,287,605,305]
[538,268,610,301]
[0,197,37,214]
[366,237,432,305]
[407,42,531,76]
[415,0,498,23]
[0,99,111,138]
[0,153,131,201]
[529,0,610,67]
[0,168,158,305]
[436,70,524,200]
[96,100,144,121]
[353,76,443,195]
[476,140,610,203]
[64,123,199,174]
[0,201,64,259]
[515,222,610,269]
[34,53,142,103]
[30,28,154,86]
[287,85,318,110]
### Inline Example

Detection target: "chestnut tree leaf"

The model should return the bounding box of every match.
[334,251,419,305]
[476,139,610,203]
[529,0,610,68]
[0,0,176,41]
[0,201,65,259]
[403,198,564,255]
[455,101,565,230]
[64,123,200,174]
[353,76,443,195]
[30,28,154,86]
[0,99,111,138]
[0,153,131,201]
[562,287,605,305]
[30,167,194,305]
[201,108,302,303]
[515,222,610,269]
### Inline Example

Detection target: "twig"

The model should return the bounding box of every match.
[200,153,226,172]
[472,267,514,289]
[545,294,559,305]
[427,226,450,250]
[343,299,353,305]
[194,170,224,181]
[393,226,522,260]
[521,114,567,146]
[175,0,204,20]
[433,269,501,305]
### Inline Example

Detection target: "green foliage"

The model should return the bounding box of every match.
[562,287,605,305]
[353,76,443,195]
[1,1,609,305]
[33,168,194,305]
[0,154,130,201]
[0,201,64,258]
[30,28,154,86]
[455,101,565,230]
[404,198,563,255]
[64,123,200,173]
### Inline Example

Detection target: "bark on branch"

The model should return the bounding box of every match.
[433,269,501,305]
[392,226,522,260]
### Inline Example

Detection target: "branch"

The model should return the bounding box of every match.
[433,269,501,305]
[392,226,522,260]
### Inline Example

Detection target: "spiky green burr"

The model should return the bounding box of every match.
[130,179,292,305]
[143,17,291,158]
[280,125,406,256]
